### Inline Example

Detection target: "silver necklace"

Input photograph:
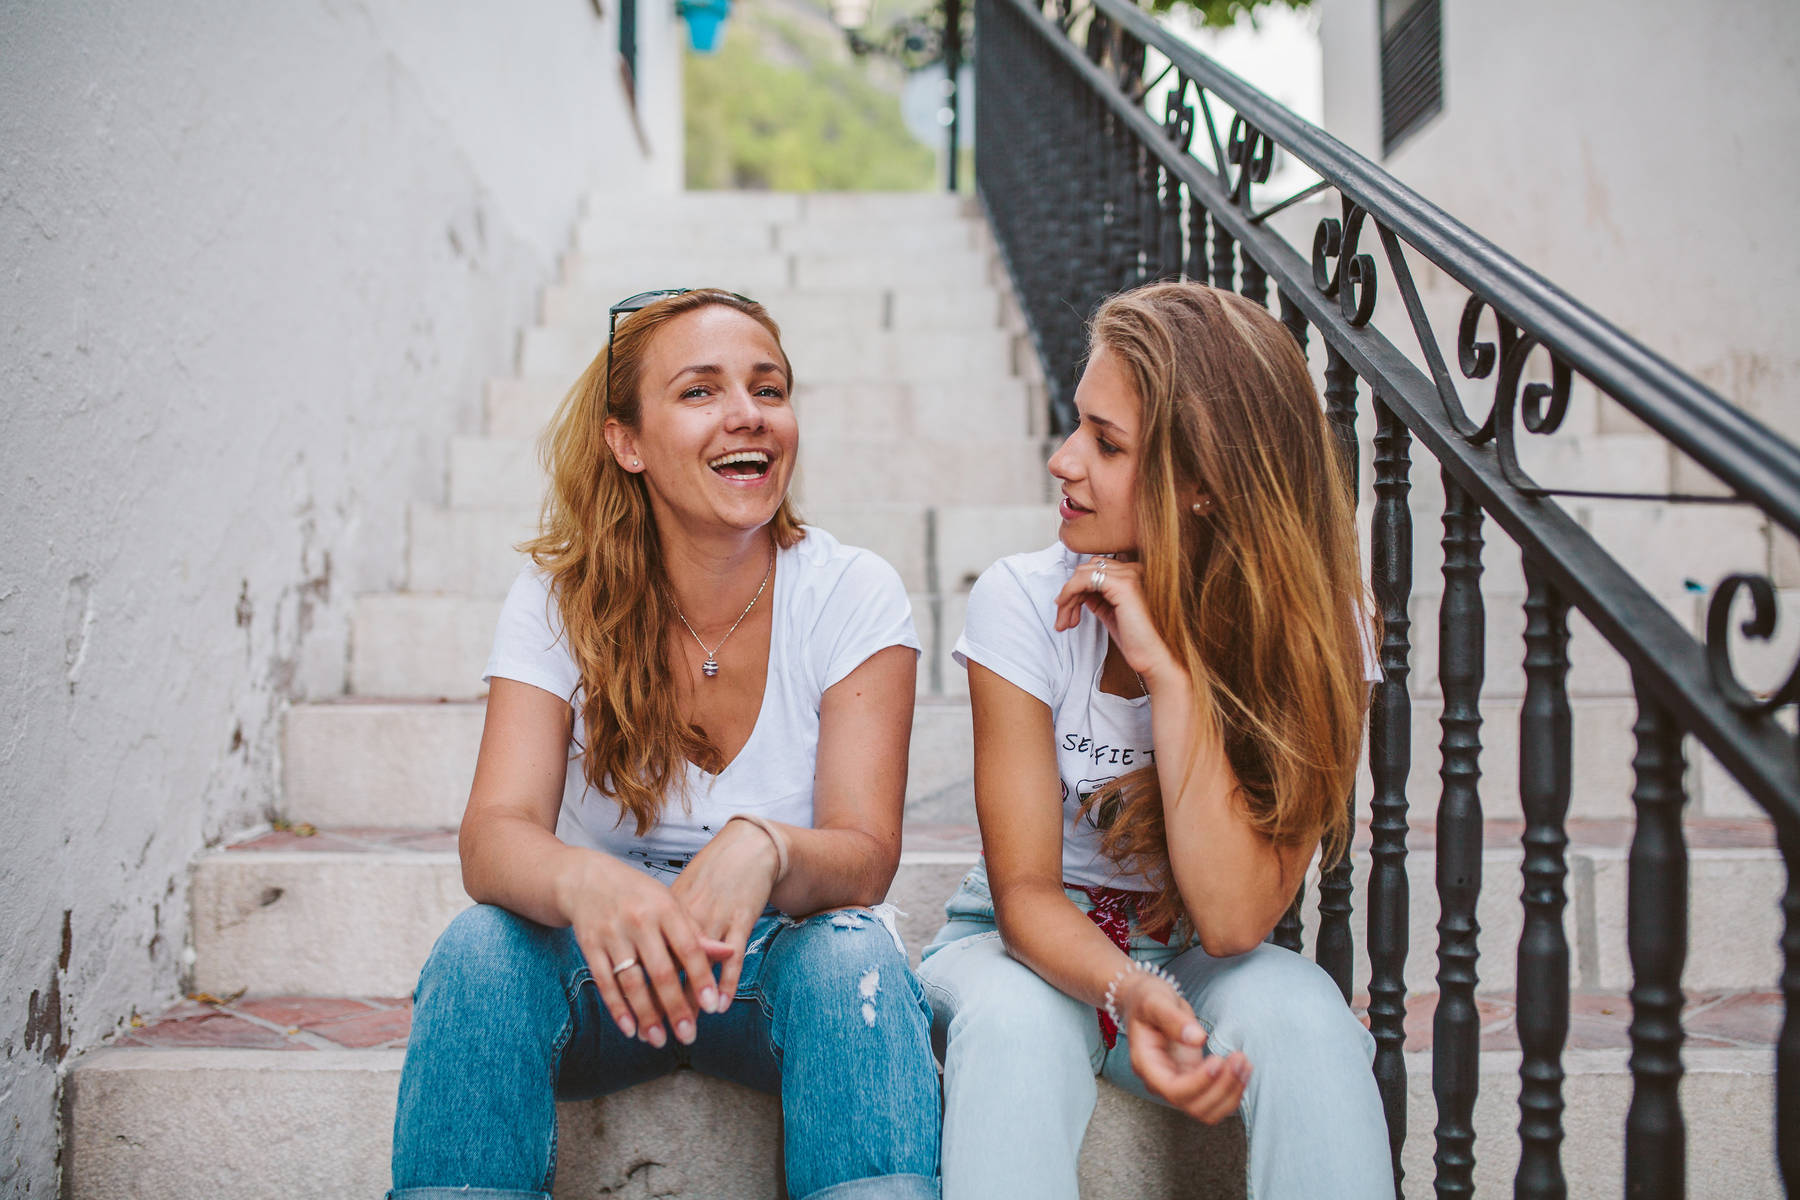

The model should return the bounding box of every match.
[673,550,774,678]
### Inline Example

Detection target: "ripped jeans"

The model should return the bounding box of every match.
[390,904,941,1200]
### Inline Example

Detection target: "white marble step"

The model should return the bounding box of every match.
[406,501,1061,598]
[284,696,977,831]
[518,323,1020,385]
[571,212,985,258]
[443,435,1054,510]
[561,249,994,295]
[484,372,1037,442]
[581,190,973,226]
[541,284,1008,333]
[64,1051,1245,1200]
[187,827,1784,999]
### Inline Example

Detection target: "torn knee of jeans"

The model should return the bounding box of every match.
[818,906,872,930]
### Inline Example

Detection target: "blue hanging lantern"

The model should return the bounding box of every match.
[677,0,732,53]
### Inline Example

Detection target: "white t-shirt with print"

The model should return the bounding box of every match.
[483,526,920,884]
[953,542,1381,893]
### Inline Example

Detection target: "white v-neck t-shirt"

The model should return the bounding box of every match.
[953,543,1380,893]
[483,526,920,884]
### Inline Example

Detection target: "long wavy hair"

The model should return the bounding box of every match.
[1075,282,1373,934]
[521,289,805,833]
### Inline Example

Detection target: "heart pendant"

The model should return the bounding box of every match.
[701,657,720,678]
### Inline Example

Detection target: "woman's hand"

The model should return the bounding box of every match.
[1117,969,1251,1125]
[555,848,734,1048]
[670,817,784,1007]
[1053,557,1181,687]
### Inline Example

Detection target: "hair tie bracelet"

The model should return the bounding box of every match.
[723,813,790,884]
[1103,959,1185,1030]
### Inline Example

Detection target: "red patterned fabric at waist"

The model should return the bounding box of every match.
[1074,883,1171,1049]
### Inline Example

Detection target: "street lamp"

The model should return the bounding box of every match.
[828,0,970,191]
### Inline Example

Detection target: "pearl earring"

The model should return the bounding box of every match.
[632,459,641,468]
[1191,500,1212,515]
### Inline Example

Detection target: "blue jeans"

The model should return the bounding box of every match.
[390,903,941,1200]
[916,862,1392,1200]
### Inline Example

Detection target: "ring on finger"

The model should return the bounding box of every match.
[1090,565,1107,589]
[611,957,639,976]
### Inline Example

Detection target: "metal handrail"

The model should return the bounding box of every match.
[974,0,1800,1192]
[1086,0,1800,538]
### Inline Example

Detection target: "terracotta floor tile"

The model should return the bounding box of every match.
[120,1008,305,1051]
[1689,991,1783,1045]
[308,1005,415,1049]
[235,997,384,1028]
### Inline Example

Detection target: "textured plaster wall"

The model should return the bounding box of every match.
[0,0,679,1191]
[1317,0,1800,448]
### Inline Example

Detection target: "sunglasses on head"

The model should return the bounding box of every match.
[605,289,757,410]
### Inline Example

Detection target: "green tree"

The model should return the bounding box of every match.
[685,1,935,191]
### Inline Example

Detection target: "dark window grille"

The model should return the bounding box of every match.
[620,0,638,98]
[1380,0,1441,154]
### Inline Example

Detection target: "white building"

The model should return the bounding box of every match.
[1319,0,1800,513]
[0,2,681,1190]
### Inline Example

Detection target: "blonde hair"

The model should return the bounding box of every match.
[521,290,804,833]
[1077,282,1372,934]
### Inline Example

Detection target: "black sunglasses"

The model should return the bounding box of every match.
[605,288,756,409]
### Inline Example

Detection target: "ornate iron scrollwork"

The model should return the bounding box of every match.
[1706,574,1800,717]
[1490,330,1574,497]
[1162,75,1196,152]
[1311,201,1377,327]
[1226,114,1273,206]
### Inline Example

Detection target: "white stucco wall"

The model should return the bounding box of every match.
[0,1,680,1191]
[1317,0,1800,450]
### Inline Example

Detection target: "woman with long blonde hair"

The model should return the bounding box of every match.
[390,289,940,1200]
[917,281,1392,1198]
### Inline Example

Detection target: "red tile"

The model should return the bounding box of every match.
[1689,991,1783,1046]
[120,1008,305,1051]
[235,997,383,1028]
[308,1005,415,1049]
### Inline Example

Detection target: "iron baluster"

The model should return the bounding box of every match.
[1515,566,1572,1200]
[1209,208,1235,292]
[1368,395,1413,1189]
[1186,192,1209,285]
[1240,250,1269,308]
[1278,289,1309,355]
[1314,343,1361,999]
[1432,472,1485,1199]
[1624,679,1688,1199]
[1780,825,1800,1192]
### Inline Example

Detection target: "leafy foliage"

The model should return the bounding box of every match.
[1147,0,1312,26]
[685,1,935,191]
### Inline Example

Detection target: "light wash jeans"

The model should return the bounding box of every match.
[390,903,941,1200]
[916,861,1393,1200]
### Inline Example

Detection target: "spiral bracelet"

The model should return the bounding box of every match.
[1103,959,1185,1029]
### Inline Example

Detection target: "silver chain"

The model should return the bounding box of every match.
[673,549,775,678]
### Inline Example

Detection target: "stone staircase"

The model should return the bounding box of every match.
[63,192,1783,1198]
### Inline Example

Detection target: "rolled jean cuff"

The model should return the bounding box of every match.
[387,1189,550,1200]
[796,1172,939,1200]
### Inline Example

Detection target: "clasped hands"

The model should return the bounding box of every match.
[556,816,782,1048]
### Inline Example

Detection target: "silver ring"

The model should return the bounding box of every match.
[611,957,639,976]
[1090,565,1107,590]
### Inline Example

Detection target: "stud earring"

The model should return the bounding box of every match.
[632,459,641,468]
[1191,500,1213,515]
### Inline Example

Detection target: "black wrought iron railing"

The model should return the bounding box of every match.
[973,0,1800,1194]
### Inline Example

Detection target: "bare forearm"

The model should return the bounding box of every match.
[765,822,899,915]
[993,879,1134,1008]
[1144,670,1300,955]
[459,811,594,928]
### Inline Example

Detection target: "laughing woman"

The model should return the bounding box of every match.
[918,282,1392,1199]
[389,289,940,1200]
